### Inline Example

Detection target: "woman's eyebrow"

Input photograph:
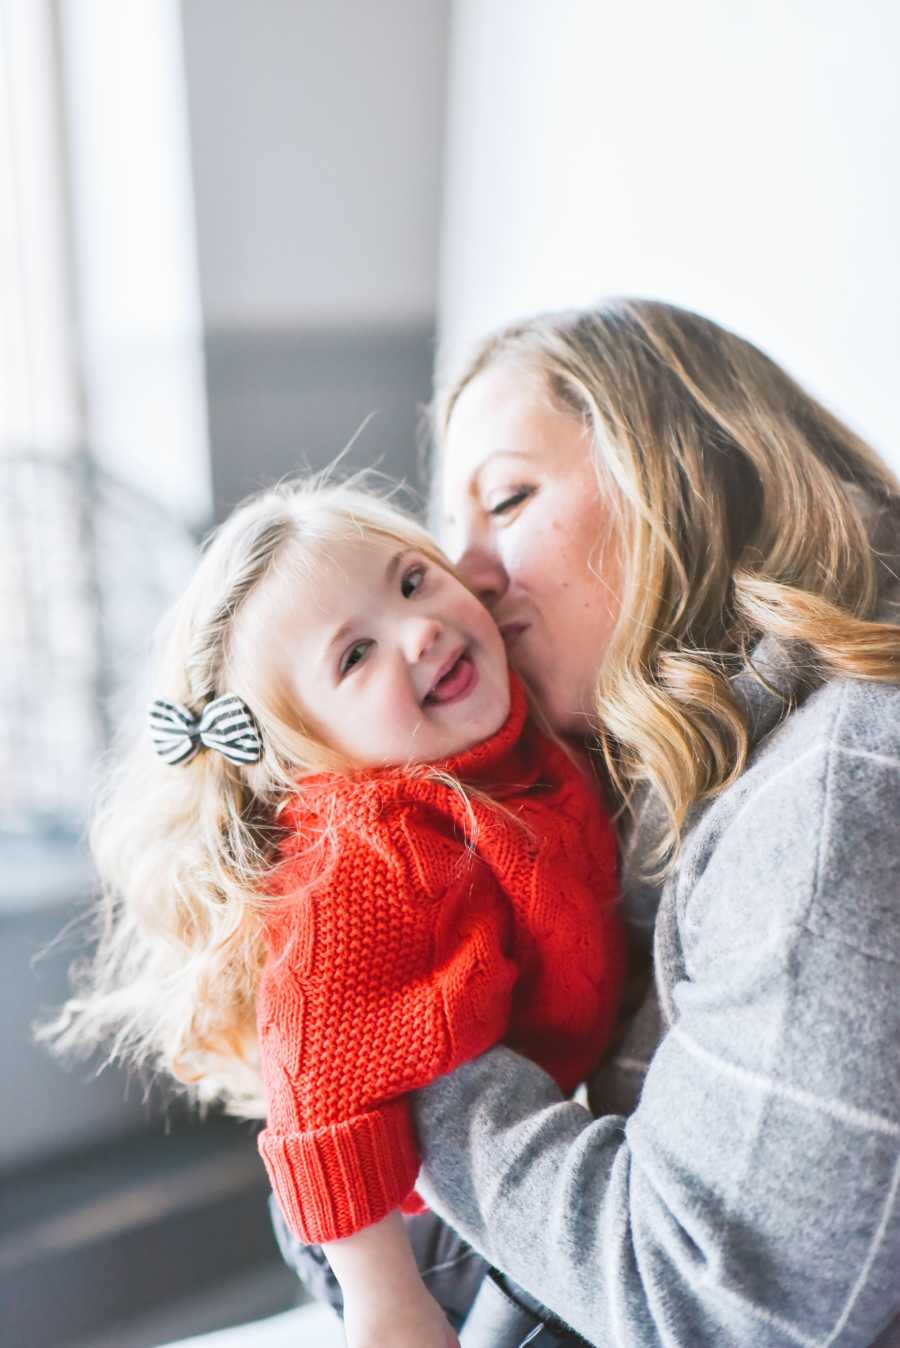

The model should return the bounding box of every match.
[470,450,534,496]
[478,449,531,469]
[474,449,533,482]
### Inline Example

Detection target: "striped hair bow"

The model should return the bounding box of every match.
[149,694,263,766]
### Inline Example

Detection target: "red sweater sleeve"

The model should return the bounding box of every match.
[256,797,518,1244]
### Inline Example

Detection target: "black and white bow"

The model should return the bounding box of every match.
[149,695,263,766]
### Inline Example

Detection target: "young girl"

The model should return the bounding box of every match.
[38,477,625,1348]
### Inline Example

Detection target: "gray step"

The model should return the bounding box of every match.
[1,1116,301,1348]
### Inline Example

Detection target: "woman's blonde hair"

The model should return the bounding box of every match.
[436,298,900,869]
[35,476,458,1119]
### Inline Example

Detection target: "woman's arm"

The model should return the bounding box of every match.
[413,687,900,1347]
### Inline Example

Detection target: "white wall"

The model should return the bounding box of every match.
[179,0,450,514]
[439,0,900,470]
[181,0,449,330]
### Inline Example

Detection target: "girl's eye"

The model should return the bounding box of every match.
[339,639,372,677]
[489,487,533,517]
[401,564,426,598]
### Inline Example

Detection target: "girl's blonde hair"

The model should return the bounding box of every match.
[436,298,900,869]
[35,476,457,1119]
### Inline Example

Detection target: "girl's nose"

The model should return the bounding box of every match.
[405,616,443,663]
[455,543,509,609]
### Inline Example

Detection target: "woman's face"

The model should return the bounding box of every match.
[439,361,622,736]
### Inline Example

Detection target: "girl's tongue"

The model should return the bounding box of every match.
[428,652,476,704]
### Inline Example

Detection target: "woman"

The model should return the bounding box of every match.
[274,299,900,1346]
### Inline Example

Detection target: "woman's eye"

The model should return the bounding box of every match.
[401,564,426,598]
[339,639,372,676]
[489,487,533,517]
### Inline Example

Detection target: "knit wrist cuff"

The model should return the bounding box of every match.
[257,1096,420,1244]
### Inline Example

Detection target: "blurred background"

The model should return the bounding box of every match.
[2,1,898,1345]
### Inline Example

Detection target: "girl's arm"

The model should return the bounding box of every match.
[322,1210,458,1348]
[257,803,518,1247]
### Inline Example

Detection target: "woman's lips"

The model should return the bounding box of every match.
[426,651,478,705]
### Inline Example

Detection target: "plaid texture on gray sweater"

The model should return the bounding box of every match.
[413,548,900,1346]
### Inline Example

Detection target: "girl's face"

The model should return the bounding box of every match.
[439,362,622,737]
[242,532,510,768]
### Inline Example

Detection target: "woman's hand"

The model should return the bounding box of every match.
[342,1283,459,1347]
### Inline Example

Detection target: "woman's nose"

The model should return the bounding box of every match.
[455,543,509,609]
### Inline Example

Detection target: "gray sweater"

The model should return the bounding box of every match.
[413,565,900,1345]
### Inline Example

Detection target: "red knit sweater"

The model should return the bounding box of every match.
[256,673,624,1244]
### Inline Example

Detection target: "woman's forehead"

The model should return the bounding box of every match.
[442,407,536,500]
[445,362,546,441]
[439,372,589,506]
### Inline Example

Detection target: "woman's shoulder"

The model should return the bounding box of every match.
[819,669,900,761]
[739,668,900,813]
[677,671,900,963]
[701,669,900,837]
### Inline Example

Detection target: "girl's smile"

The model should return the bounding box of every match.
[424,649,478,704]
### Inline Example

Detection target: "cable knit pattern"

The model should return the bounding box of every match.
[256,673,624,1243]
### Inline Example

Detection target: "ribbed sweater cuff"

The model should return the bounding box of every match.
[257,1098,420,1244]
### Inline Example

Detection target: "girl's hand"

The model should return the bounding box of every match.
[342,1284,459,1348]
[323,1209,459,1347]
